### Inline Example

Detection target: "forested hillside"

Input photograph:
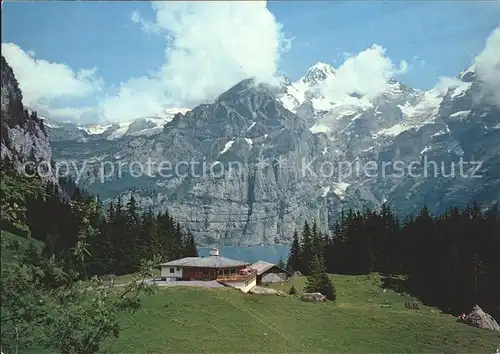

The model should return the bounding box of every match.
[1,146,197,354]
[287,204,500,320]
[1,54,197,353]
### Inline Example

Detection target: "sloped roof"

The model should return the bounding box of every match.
[261,273,287,283]
[160,256,249,268]
[250,260,291,276]
[250,260,276,275]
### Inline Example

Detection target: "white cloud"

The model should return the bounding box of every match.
[434,76,464,96]
[6,7,496,125]
[130,10,161,35]
[428,26,500,107]
[34,105,97,123]
[126,1,288,107]
[412,55,426,67]
[474,26,500,108]
[1,42,103,121]
[2,2,289,123]
[90,1,290,122]
[319,44,408,103]
[2,1,289,123]
[1,43,102,104]
[98,76,169,122]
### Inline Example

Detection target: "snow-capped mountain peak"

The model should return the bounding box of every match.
[79,109,189,140]
[44,108,189,142]
[278,62,336,112]
[458,65,476,82]
[299,61,336,86]
[41,65,499,246]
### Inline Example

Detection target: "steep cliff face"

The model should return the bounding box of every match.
[52,79,330,245]
[47,66,500,246]
[1,56,57,183]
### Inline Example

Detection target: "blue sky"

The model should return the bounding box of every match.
[273,1,500,85]
[2,1,499,123]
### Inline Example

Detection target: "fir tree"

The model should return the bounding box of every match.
[183,231,198,257]
[286,230,301,272]
[304,255,336,301]
[300,221,314,275]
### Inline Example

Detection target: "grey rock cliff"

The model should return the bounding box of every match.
[1,56,58,184]
[463,305,500,332]
[47,66,500,246]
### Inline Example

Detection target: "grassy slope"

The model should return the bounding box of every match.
[1,230,44,260]
[104,274,500,353]
[113,270,160,285]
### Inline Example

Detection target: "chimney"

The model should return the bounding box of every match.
[209,248,219,256]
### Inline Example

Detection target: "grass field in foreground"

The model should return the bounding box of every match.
[104,274,500,354]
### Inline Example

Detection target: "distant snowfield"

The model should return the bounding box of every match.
[319,183,350,200]
[375,123,410,137]
[310,123,331,134]
[449,81,472,99]
[69,108,190,140]
[275,62,478,142]
[79,124,113,135]
[39,116,60,129]
[245,138,253,148]
[332,182,350,199]
[219,140,234,155]
[449,110,471,120]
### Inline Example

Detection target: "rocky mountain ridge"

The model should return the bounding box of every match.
[34,61,500,245]
[1,56,58,184]
[42,108,189,142]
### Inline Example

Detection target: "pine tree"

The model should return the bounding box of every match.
[311,220,325,260]
[110,199,128,274]
[123,195,140,272]
[286,230,301,272]
[183,231,198,257]
[172,222,184,259]
[301,221,314,275]
[137,208,154,261]
[304,255,336,301]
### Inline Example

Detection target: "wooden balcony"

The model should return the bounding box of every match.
[216,269,257,282]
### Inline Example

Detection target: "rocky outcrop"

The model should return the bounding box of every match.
[1,56,58,184]
[462,305,500,332]
[249,286,286,296]
[300,292,327,302]
[405,300,420,310]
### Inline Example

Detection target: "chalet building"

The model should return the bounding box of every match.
[250,260,291,284]
[216,267,258,293]
[160,248,250,281]
[159,249,286,293]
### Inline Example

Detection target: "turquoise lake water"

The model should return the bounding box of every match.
[198,245,290,264]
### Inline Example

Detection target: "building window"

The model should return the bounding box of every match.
[231,268,237,274]
[170,268,175,274]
